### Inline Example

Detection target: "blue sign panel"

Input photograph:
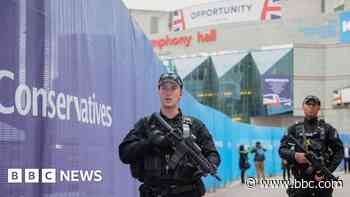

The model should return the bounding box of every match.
[340,11,350,43]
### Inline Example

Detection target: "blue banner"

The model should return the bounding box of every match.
[340,10,350,43]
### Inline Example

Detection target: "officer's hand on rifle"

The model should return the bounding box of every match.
[295,152,310,164]
[148,130,173,149]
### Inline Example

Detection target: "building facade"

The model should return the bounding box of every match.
[129,0,350,131]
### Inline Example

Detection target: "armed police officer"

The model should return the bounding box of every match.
[119,72,221,197]
[279,95,344,197]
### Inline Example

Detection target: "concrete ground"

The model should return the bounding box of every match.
[205,172,349,197]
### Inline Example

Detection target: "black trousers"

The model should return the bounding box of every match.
[288,188,333,197]
[241,169,246,183]
[139,184,203,197]
[344,158,350,173]
[287,178,333,197]
[140,189,201,197]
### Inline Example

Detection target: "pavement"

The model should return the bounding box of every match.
[205,172,350,197]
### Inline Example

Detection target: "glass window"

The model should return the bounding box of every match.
[164,48,294,123]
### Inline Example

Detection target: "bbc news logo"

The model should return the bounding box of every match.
[8,169,103,183]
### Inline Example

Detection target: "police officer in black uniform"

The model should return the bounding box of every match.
[279,95,344,197]
[119,72,221,197]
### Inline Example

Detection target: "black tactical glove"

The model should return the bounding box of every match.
[148,130,172,149]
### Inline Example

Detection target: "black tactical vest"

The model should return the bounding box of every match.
[130,115,193,182]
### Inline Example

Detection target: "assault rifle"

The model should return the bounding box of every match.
[153,113,221,181]
[288,135,338,181]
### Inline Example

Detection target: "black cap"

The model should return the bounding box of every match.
[303,95,321,105]
[158,72,183,89]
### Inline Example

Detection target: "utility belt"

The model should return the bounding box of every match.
[140,182,198,197]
